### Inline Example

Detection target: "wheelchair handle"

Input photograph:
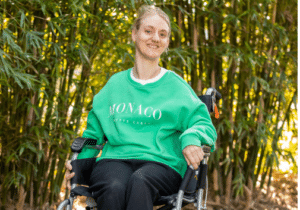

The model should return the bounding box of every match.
[174,166,194,210]
[179,166,195,191]
[205,87,222,101]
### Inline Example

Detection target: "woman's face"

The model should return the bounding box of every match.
[132,14,170,61]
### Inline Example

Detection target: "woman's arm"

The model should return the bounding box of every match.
[180,99,217,169]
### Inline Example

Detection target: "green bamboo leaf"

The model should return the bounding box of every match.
[16,97,27,109]
[131,0,135,9]
[286,151,296,164]
[6,152,18,164]
[0,56,12,75]
[53,43,62,57]
[40,74,49,86]
[26,142,37,153]
[31,126,40,138]
[20,11,26,28]
[53,21,66,36]
[38,150,44,163]
[36,0,47,15]
[48,21,57,37]
[238,11,249,18]
[177,5,189,15]
[13,75,24,89]
[255,76,270,92]
[78,45,90,65]
[224,160,231,175]
[223,14,237,24]
[62,129,76,135]
[19,147,25,156]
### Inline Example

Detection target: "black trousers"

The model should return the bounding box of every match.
[89,159,182,210]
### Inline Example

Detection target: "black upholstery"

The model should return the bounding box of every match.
[70,158,96,186]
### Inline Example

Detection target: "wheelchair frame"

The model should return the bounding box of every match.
[57,88,221,210]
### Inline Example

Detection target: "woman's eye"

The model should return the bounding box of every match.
[160,33,166,37]
[145,30,151,33]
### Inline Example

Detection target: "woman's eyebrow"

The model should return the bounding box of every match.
[145,25,168,32]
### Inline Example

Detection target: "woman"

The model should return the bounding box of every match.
[65,5,217,210]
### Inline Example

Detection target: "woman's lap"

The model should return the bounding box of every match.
[89,159,182,210]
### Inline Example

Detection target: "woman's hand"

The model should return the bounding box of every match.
[65,160,75,190]
[182,145,204,170]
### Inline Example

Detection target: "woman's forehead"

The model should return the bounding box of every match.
[140,14,170,31]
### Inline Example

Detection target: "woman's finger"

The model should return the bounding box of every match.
[65,160,72,170]
[195,147,204,163]
[66,172,75,190]
[66,172,75,179]
[183,145,206,170]
[186,152,199,170]
[67,180,71,190]
[65,160,75,190]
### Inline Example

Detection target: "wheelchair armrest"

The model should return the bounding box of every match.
[71,137,97,153]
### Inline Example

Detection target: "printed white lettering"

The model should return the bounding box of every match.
[110,102,162,121]
[110,104,116,115]
[133,104,142,115]
[144,107,153,117]
[153,109,162,120]
[125,103,134,113]
[116,103,126,113]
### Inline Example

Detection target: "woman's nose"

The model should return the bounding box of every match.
[152,32,160,42]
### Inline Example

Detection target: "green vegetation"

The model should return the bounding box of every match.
[0,0,297,209]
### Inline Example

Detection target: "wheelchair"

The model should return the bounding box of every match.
[58,88,221,210]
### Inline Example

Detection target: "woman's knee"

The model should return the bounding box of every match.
[128,169,154,192]
[106,180,127,195]
[94,180,127,209]
[92,179,127,199]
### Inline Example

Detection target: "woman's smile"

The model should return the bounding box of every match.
[147,44,159,49]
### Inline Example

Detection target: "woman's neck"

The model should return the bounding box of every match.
[133,53,161,80]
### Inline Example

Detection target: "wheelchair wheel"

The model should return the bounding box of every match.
[57,199,70,210]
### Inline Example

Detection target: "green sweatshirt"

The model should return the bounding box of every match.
[77,68,217,177]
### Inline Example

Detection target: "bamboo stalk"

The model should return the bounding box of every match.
[225,167,232,205]
[16,185,27,210]
[213,168,220,204]
[259,152,270,189]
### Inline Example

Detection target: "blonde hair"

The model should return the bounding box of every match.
[132,5,171,36]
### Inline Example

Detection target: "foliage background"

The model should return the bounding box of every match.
[0,0,297,209]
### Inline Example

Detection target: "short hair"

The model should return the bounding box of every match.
[132,5,171,37]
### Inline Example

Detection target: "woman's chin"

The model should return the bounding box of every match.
[141,52,163,60]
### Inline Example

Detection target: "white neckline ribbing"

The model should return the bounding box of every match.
[130,67,167,85]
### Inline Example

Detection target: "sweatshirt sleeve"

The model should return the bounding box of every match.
[179,97,217,152]
[77,108,105,159]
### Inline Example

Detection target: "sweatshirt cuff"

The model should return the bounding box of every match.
[77,147,100,159]
[181,134,201,151]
